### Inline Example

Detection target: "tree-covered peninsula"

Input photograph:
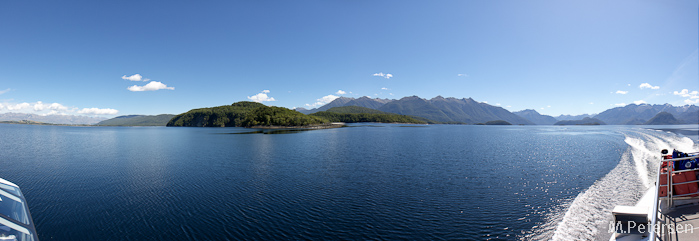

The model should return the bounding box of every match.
[166,101,330,127]
[310,106,428,124]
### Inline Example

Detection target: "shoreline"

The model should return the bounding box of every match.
[248,122,346,130]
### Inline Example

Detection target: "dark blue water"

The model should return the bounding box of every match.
[0,124,697,240]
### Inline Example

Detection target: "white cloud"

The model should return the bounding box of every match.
[0,88,10,95]
[247,90,276,103]
[373,72,393,79]
[122,74,149,82]
[457,74,469,77]
[496,103,501,106]
[389,93,394,96]
[627,84,631,86]
[673,89,699,97]
[589,102,594,105]
[6,102,31,110]
[77,108,119,115]
[639,83,660,90]
[673,89,699,104]
[633,100,647,105]
[305,94,339,108]
[33,101,68,111]
[615,90,628,94]
[547,105,551,108]
[614,103,626,106]
[381,87,389,90]
[127,81,175,92]
[335,90,346,95]
[483,101,488,103]
[0,101,119,116]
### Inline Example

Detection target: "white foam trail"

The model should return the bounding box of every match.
[527,128,699,240]
[548,149,642,240]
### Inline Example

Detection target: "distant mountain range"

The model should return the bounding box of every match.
[3,96,698,126]
[594,104,698,125]
[554,117,606,125]
[96,114,176,126]
[514,109,558,125]
[0,112,106,125]
[299,96,533,125]
[298,96,699,125]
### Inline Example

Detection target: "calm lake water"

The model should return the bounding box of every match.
[1,123,697,240]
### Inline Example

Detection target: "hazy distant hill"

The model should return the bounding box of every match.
[299,97,393,114]
[678,111,699,124]
[307,97,355,113]
[0,112,106,125]
[594,104,699,125]
[378,96,533,125]
[96,114,176,126]
[343,97,393,110]
[514,109,557,125]
[321,106,386,114]
[555,114,594,121]
[554,117,606,125]
[643,112,681,125]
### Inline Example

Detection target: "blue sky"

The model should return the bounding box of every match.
[0,0,697,117]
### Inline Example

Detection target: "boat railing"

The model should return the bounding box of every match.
[649,151,699,240]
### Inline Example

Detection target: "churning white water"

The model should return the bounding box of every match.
[523,128,698,240]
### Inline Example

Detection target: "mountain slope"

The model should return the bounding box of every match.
[377,96,533,125]
[678,111,698,124]
[644,112,681,125]
[96,114,176,126]
[514,109,558,125]
[594,104,699,125]
[554,117,606,125]
[311,106,428,124]
[378,96,455,123]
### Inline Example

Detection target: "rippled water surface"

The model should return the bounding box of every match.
[1,123,697,240]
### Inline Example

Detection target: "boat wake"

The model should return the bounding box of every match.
[521,128,699,240]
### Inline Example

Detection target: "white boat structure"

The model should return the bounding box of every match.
[611,150,699,241]
[0,178,38,241]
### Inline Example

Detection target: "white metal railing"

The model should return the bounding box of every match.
[649,151,699,240]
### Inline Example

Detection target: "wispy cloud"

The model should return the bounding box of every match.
[335,90,346,95]
[0,101,118,116]
[247,90,276,103]
[639,83,660,90]
[127,81,175,92]
[615,90,628,94]
[457,74,469,77]
[77,108,119,115]
[122,74,149,82]
[674,89,699,105]
[0,88,10,95]
[633,100,647,105]
[673,89,698,97]
[381,87,389,90]
[33,101,68,111]
[614,103,626,106]
[305,94,339,108]
[373,72,393,79]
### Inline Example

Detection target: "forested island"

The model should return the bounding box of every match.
[166,102,431,128]
[167,102,329,128]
